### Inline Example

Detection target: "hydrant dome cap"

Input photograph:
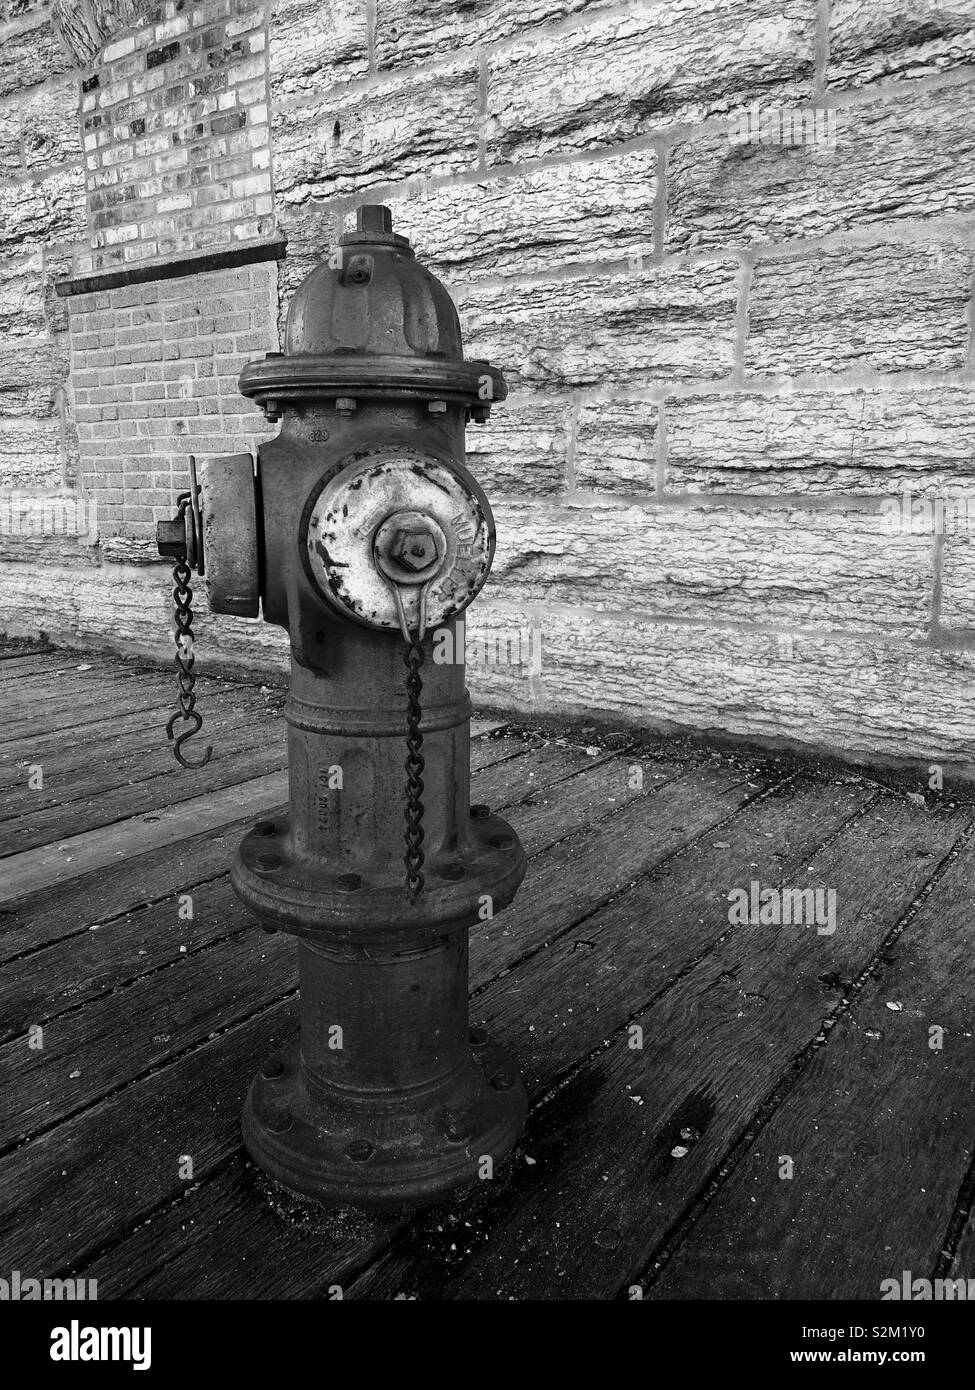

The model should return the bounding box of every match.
[283,213,464,361]
[239,205,507,407]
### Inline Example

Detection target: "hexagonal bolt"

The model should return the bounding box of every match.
[357,205,393,235]
[392,528,441,573]
[335,397,357,412]
[427,399,447,414]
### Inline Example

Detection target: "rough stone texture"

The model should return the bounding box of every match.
[485,0,816,166]
[66,262,278,539]
[464,395,570,499]
[937,517,975,632]
[375,0,615,70]
[383,150,657,282]
[0,165,87,253]
[667,83,975,252]
[489,499,933,634]
[274,201,341,334]
[0,556,291,668]
[745,242,975,378]
[575,398,658,492]
[467,604,975,764]
[0,105,23,174]
[0,241,71,490]
[0,250,46,338]
[457,259,740,390]
[0,338,66,417]
[0,11,72,99]
[51,0,154,64]
[20,77,79,172]
[272,62,479,204]
[0,419,64,487]
[666,386,975,495]
[269,0,368,100]
[827,0,975,90]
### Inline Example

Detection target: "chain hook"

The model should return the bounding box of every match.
[166,707,212,769]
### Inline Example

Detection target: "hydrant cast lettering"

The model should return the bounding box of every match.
[155,205,528,1209]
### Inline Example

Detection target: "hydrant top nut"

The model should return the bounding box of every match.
[392,529,441,572]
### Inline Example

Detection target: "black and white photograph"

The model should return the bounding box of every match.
[0,0,973,1356]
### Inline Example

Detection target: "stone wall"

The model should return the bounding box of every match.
[2,0,975,776]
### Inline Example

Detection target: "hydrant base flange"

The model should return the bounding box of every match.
[241,1033,527,1209]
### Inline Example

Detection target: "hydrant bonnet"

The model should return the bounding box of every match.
[239,205,506,412]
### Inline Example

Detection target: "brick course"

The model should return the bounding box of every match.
[66,261,277,537]
[76,0,274,273]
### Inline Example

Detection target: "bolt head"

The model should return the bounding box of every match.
[357,204,393,235]
[392,528,440,572]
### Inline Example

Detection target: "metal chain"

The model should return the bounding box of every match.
[403,637,425,902]
[166,551,212,769]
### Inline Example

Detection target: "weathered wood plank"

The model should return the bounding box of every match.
[0,733,548,964]
[0,739,288,857]
[89,1160,408,1301]
[0,874,247,1042]
[76,773,867,1298]
[1,745,641,1032]
[473,778,876,1092]
[64,762,778,1294]
[2,757,765,1285]
[647,831,975,1301]
[0,771,289,904]
[467,759,774,988]
[0,926,296,1151]
[0,687,182,746]
[469,733,536,775]
[0,653,91,680]
[0,998,300,1275]
[0,688,283,803]
[0,818,263,964]
[342,796,971,1299]
[0,690,246,767]
[470,739,624,812]
[0,756,695,1141]
[0,669,167,726]
[948,1190,975,1286]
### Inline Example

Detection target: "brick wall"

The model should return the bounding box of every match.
[68,262,277,543]
[3,0,975,777]
[76,0,272,273]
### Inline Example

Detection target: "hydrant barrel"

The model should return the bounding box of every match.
[186,205,531,1208]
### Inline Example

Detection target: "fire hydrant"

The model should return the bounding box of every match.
[156,206,527,1208]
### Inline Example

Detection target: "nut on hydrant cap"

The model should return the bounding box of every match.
[357,204,393,235]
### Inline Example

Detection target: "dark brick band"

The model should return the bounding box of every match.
[55,235,287,297]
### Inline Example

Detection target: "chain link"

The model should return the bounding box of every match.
[403,637,425,902]
[166,548,212,769]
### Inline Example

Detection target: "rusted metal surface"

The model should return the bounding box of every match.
[198,453,261,618]
[155,206,526,1208]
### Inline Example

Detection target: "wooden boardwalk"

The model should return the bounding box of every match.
[1,645,973,1300]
